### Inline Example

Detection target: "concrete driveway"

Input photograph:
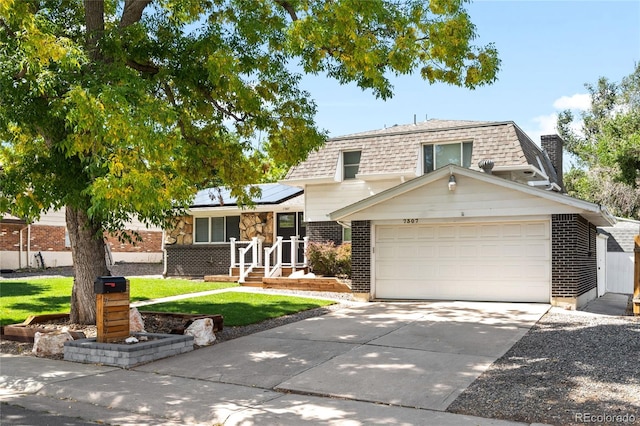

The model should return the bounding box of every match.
[2,300,550,425]
[136,301,549,412]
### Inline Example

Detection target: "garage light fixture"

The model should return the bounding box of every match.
[448,174,457,191]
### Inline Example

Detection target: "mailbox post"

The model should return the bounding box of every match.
[95,276,130,343]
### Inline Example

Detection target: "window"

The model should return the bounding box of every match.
[342,226,352,242]
[194,216,240,243]
[423,142,473,173]
[343,150,361,180]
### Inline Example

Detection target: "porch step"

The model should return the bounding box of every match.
[240,268,265,287]
[230,266,309,281]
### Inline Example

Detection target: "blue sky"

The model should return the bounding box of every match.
[297,1,640,145]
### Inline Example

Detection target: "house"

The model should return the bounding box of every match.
[0,209,163,271]
[598,218,640,294]
[163,183,306,279]
[282,119,614,309]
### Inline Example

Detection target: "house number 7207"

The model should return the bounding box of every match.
[403,219,419,224]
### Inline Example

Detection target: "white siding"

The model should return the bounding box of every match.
[342,174,581,222]
[37,209,67,226]
[606,252,634,294]
[36,208,162,231]
[305,179,405,222]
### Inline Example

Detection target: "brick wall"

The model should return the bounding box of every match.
[350,220,371,293]
[165,244,245,277]
[30,225,69,252]
[306,221,343,245]
[551,214,597,298]
[541,135,564,190]
[0,222,23,251]
[2,222,162,254]
[105,230,163,253]
[576,216,598,296]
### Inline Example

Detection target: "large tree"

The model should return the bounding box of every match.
[0,0,500,323]
[557,64,640,219]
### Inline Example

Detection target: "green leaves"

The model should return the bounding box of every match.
[287,0,500,98]
[557,64,640,218]
[1,0,499,228]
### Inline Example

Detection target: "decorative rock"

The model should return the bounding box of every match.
[289,270,306,278]
[304,272,316,278]
[130,307,146,332]
[32,331,74,357]
[125,336,139,344]
[184,318,216,346]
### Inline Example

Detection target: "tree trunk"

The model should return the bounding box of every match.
[66,206,110,324]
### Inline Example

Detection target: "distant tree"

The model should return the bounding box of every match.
[557,64,640,218]
[0,0,500,323]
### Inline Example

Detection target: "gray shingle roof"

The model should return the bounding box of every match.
[599,219,640,252]
[285,119,557,184]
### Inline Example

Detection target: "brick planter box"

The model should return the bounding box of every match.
[64,332,194,368]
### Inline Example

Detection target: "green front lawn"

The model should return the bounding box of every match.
[0,277,238,326]
[139,292,334,326]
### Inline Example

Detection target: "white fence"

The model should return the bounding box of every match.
[606,252,634,294]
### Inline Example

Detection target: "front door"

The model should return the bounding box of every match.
[277,212,305,264]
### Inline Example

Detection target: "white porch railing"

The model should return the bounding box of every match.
[231,236,309,282]
[236,237,261,284]
[264,236,283,278]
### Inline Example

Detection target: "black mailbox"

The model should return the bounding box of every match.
[94,276,127,294]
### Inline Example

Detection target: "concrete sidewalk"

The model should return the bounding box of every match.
[580,292,630,316]
[130,285,354,308]
[1,301,551,425]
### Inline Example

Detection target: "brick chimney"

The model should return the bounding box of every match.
[541,134,564,191]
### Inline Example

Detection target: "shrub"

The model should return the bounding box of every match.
[336,242,351,278]
[306,241,351,278]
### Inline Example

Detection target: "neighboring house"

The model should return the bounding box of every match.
[283,119,614,308]
[163,183,306,278]
[599,218,640,294]
[0,209,163,271]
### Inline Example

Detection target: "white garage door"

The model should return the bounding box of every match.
[375,221,550,302]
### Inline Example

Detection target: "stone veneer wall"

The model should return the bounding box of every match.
[551,214,597,300]
[165,216,193,245]
[240,212,273,244]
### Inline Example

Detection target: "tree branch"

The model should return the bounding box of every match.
[13,64,27,80]
[274,0,298,21]
[84,0,105,60]
[162,82,177,106]
[119,0,154,28]
[0,18,16,38]
[126,59,159,75]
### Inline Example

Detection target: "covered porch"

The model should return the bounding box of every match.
[203,236,351,293]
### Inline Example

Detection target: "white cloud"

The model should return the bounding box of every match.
[524,113,558,146]
[552,93,591,111]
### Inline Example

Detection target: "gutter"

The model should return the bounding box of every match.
[161,230,168,278]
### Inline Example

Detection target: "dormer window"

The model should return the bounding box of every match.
[343,150,361,180]
[424,142,473,173]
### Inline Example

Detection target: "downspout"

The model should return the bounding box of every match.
[19,225,28,269]
[337,220,351,229]
[27,224,31,268]
[161,230,168,278]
